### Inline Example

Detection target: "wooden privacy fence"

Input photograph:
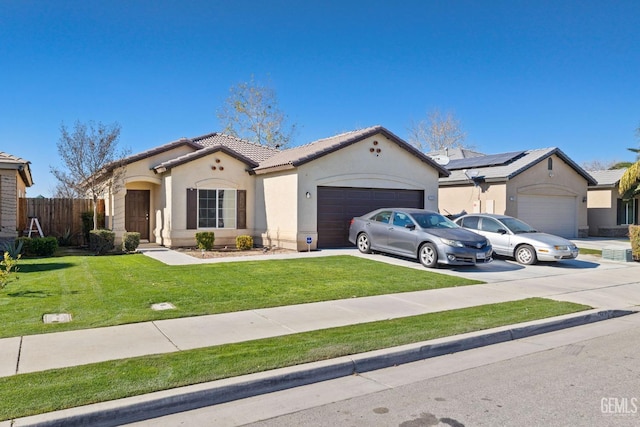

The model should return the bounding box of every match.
[18,198,106,245]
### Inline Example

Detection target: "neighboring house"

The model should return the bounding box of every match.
[436,148,596,238]
[587,169,638,237]
[102,126,449,250]
[0,152,33,243]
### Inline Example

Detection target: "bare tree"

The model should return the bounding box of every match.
[408,109,469,152]
[51,181,84,198]
[217,76,297,148]
[50,120,129,230]
[580,160,627,171]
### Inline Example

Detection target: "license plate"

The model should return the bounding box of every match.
[477,252,486,259]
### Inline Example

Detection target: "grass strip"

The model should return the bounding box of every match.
[0,297,589,420]
[1,255,481,338]
[578,247,602,256]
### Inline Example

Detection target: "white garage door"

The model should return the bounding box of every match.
[517,195,577,238]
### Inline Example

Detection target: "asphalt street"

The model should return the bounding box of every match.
[127,312,640,427]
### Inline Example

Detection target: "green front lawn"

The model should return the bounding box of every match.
[0,297,589,421]
[0,254,482,338]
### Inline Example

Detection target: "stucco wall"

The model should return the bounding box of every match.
[587,187,638,236]
[438,182,507,217]
[439,154,589,236]
[105,145,196,244]
[162,152,256,247]
[256,172,298,249]
[509,154,589,236]
[258,133,441,251]
[587,188,617,236]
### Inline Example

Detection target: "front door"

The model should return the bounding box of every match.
[125,190,150,240]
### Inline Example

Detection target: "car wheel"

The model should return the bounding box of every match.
[515,244,537,265]
[356,233,372,254]
[419,242,438,268]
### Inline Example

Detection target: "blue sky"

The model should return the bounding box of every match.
[1,0,639,196]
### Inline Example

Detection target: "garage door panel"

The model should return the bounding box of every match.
[517,195,576,238]
[317,187,424,248]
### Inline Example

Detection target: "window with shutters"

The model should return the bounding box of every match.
[198,189,236,229]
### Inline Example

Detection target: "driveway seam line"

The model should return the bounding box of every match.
[14,336,23,375]
[151,322,182,351]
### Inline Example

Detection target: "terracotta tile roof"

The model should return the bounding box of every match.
[154,144,262,172]
[193,132,280,163]
[253,125,450,176]
[116,127,450,178]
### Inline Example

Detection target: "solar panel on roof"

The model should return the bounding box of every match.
[446,151,526,170]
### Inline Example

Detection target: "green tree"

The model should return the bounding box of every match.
[50,120,129,230]
[217,76,297,148]
[618,125,640,197]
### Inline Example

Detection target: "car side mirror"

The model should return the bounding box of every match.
[405,224,416,230]
[497,228,508,235]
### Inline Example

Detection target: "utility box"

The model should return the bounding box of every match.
[602,247,633,262]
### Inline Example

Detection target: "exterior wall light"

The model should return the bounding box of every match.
[306,192,311,199]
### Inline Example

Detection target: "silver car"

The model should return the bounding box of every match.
[454,213,579,265]
[348,208,493,268]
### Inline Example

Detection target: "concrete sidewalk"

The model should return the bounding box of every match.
[3,241,640,426]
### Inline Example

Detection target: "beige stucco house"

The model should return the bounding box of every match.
[587,169,638,237]
[0,152,33,243]
[103,126,449,250]
[436,148,596,238]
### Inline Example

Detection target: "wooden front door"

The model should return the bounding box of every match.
[125,190,150,240]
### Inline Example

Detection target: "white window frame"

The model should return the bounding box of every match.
[197,188,237,229]
[620,199,636,225]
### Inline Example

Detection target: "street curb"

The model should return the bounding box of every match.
[15,309,637,427]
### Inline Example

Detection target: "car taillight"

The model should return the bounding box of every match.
[349,218,355,226]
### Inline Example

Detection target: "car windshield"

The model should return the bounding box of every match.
[501,217,537,234]
[411,212,460,229]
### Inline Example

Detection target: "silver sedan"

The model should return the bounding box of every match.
[348,208,493,268]
[454,213,579,265]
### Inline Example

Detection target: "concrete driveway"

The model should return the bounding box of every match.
[350,237,633,284]
[349,237,640,310]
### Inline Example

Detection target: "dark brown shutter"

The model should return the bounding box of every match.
[237,190,246,229]
[187,188,197,230]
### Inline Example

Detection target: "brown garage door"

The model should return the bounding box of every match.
[317,186,424,248]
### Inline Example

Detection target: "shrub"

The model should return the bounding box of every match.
[81,211,105,245]
[81,212,93,245]
[629,225,640,261]
[89,229,115,255]
[1,239,24,259]
[21,237,58,257]
[122,232,141,253]
[16,237,31,256]
[0,252,20,289]
[236,235,253,250]
[195,232,215,250]
[57,228,74,247]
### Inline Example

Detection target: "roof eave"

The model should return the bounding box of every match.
[253,164,296,174]
[153,146,259,172]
